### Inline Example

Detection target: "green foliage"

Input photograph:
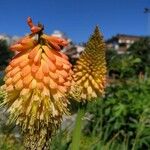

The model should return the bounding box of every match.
[84,79,150,149]
[71,108,85,150]
[127,37,150,75]
[107,37,150,79]
[0,134,23,150]
[49,79,150,150]
[108,53,141,78]
[0,40,13,70]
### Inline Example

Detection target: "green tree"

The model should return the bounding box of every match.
[0,40,13,70]
[127,37,150,76]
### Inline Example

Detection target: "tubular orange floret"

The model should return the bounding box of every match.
[10,36,37,52]
[27,17,42,34]
[2,17,72,149]
[27,17,34,28]
[10,43,26,52]
[41,34,68,51]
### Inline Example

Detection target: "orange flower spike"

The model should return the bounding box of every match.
[2,17,72,150]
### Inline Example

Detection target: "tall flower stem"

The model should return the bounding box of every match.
[71,103,86,150]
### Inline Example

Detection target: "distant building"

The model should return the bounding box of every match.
[63,44,84,63]
[106,34,142,54]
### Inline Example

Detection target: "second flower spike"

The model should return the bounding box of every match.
[70,26,107,102]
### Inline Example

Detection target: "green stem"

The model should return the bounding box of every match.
[71,105,86,150]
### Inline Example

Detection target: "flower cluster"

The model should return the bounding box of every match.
[3,17,72,149]
[70,26,106,102]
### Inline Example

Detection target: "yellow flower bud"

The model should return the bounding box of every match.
[70,26,107,102]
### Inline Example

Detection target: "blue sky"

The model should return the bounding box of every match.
[0,0,149,43]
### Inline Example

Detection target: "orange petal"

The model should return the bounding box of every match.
[5,71,11,78]
[10,43,26,52]
[42,34,68,50]
[43,76,50,85]
[63,64,71,70]
[28,44,41,59]
[55,53,71,65]
[55,60,63,69]
[15,80,23,90]
[5,78,12,85]
[10,67,20,77]
[41,59,49,75]
[34,48,42,64]
[37,82,44,90]
[42,34,60,50]
[21,65,31,77]
[19,60,29,69]
[23,74,33,87]
[49,41,61,51]
[31,63,40,74]
[5,65,12,73]
[10,58,22,67]
[42,45,56,62]
[21,36,37,49]
[49,78,57,89]
[42,53,56,72]
[49,72,58,80]
[10,54,28,67]
[56,70,68,78]
[35,66,44,80]
[27,17,34,28]
[31,26,42,34]
[58,76,65,84]
[12,72,21,84]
